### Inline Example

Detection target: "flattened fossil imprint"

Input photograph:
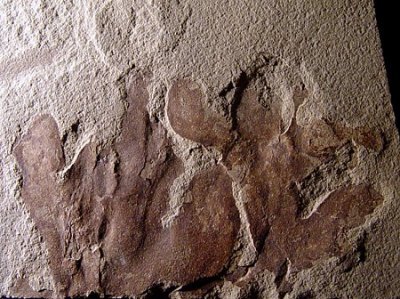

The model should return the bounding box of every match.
[14,75,239,296]
[167,59,384,295]
[14,64,383,297]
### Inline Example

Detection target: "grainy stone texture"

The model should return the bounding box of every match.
[0,0,399,298]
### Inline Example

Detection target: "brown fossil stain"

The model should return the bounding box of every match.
[167,79,232,148]
[14,65,384,297]
[14,74,239,297]
[14,115,68,291]
[167,74,384,291]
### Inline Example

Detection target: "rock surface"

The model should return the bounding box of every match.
[1,0,399,298]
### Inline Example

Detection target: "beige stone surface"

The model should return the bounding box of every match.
[0,0,399,298]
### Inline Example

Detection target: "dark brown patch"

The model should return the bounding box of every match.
[261,184,383,273]
[235,88,281,142]
[167,76,384,292]
[330,122,384,152]
[167,79,231,148]
[14,75,239,297]
[14,115,70,291]
[294,119,343,158]
[15,70,384,297]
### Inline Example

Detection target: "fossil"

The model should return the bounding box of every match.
[167,72,384,296]
[14,75,240,297]
[14,68,384,297]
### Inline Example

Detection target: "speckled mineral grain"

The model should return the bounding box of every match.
[0,1,399,298]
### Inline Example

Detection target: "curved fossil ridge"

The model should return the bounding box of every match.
[13,75,240,297]
[167,77,384,292]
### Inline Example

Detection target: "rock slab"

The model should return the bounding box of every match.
[1,0,399,298]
